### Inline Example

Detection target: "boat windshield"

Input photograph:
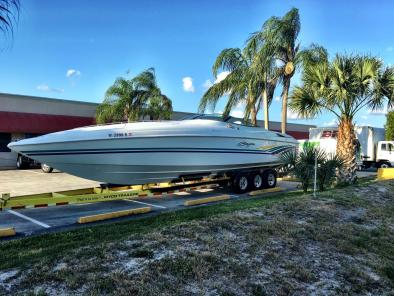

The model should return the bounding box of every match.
[182,113,255,126]
[182,113,231,122]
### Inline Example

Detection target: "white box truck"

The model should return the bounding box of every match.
[302,126,394,168]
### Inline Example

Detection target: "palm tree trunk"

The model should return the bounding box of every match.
[250,104,257,126]
[263,90,269,130]
[336,117,357,184]
[281,77,290,134]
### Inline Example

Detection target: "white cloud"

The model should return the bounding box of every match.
[215,71,230,83]
[230,109,244,118]
[287,109,302,120]
[203,79,213,90]
[274,96,281,102]
[368,106,393,115]
[36,84,64,93]
[387,46,394,52]
[66,69,81,78]
[182,77,195,92]
[203,71,231,91]
[323,118,337,127]
[361,115,368,120]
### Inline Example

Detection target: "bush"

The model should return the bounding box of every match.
[385,111,394,141]
[280,144,343,192]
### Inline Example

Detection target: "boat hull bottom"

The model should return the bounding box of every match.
[45,162,281,185]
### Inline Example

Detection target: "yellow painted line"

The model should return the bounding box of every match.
[248,187,283,196]
[77,207,151,224]
[184,194,230,206]
[377,168,394,180]
[0,227,16,238]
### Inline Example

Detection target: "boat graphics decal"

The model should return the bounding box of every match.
[22,145,294,156]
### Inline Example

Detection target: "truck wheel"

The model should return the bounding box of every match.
[380,162,391,168]
[262,169,277,188]
[251,172,263,190]
[16,155,28,169]
[232,173,250,194]
[41,163,53,173]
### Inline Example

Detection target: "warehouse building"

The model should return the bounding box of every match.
[0,92,315,169]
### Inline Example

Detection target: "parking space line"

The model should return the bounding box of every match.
[7,210,51,228]
[123,199,167,209]
[174,192,191,196]
[195,188,214,193]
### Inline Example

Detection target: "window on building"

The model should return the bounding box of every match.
[0,133,11,152]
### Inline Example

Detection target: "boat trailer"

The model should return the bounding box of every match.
[0,176,230,211]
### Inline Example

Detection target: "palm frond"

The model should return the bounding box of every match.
[212,48,244,77]
[0,0,19,37]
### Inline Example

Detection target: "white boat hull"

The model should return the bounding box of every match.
[8,120,297,185]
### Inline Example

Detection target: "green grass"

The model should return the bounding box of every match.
[2,178,393,295]
[0,190,304,270]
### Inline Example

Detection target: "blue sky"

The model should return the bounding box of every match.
[0,0,393,127]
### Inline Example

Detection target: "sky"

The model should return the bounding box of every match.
[0,0,393,127]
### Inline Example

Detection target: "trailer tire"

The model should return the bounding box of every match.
[262,169,277,188]
[232,173,250,194]
[251,172,264,190]
[379,162,391,168]
[16,155,29,169]
[41,163,53,173]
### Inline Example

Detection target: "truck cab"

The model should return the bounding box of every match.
[376,141,394,168]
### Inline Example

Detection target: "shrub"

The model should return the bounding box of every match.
[280,144,343,192]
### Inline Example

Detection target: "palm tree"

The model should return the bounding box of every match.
[290,53,394,183]
[199,48,263,126]
[142,95,172,120]
[0,0,19,38]
[263,8,301,134]
[96,68,172,123]
[244,30,281,130]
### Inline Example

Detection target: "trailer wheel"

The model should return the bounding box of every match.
[380,162,391,168]
[262,169,277,188]
[251,172,263,190]
[41,163,53,173]
[16,155,29,169]
[232,173,250,194]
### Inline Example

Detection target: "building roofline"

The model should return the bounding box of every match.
[0,92,316,128]
[0,92,100,106]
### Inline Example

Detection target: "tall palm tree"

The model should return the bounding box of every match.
[263,8,301,134]
[290,53,394,183]
[0,0,19,38]
[96,68,172,123]
[199,48,263,126]
[245,30,280,130]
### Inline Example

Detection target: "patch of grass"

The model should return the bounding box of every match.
[131,247,154,259]
[0,191,304,270]
[382,265,394,282]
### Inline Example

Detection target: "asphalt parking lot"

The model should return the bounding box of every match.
[0,169,377,238]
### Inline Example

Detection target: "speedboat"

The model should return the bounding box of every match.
[8,114,298,185]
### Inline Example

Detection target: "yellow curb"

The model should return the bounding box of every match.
[377,168,394,180]
[277,177,300,182]
[184,194,230,206]
[248,187,283,196]
[77,207,151,224]
[0,227,16,238]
